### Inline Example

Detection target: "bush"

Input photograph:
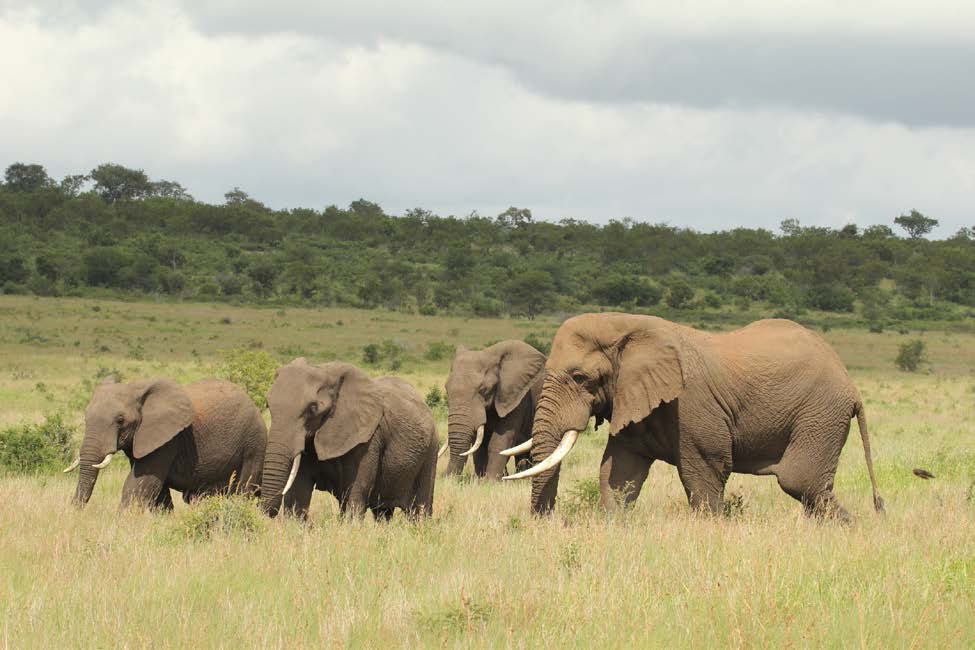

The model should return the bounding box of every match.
[362,339,407,370]
[362,343,380,365]
[702,291,723,308]
[665,279,694,309]
[523,332,552,356]
[169,494,264,542]
[0,414,74,475]
[425,386,443,410]
[424,340,453,361]
[217,347,277,409]
[895,339,928,372]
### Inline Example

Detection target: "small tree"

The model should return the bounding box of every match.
[665,278,694,309]
[217,348,277,409]
[894,210,938,239]
[89,163,153,203]
[895,339,928,372]
[3,163,51,192]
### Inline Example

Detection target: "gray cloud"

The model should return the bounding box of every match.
[1,1,973,235]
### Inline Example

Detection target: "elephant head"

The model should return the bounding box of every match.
[69,377,193,507]
[261,359,382,516]
[504,313,684,514]
[442,340,546,475]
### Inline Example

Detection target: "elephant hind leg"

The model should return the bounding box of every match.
[773,419,851,522]
[407,437,438,520]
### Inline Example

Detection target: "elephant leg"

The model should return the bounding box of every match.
[153,484,174,511]
[676,436,731,515]
[405,438,437,520]
[370,505,394,521]
[485,430,516,480]
[599,436,652,512]
[472,436,490,478]
[236,451,264,497]
[341,436,383,519]
[119,441,178,510]
[282,461,315,520]
[773,419,851,522]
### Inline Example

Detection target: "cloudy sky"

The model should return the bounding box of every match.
[2,1,974,234]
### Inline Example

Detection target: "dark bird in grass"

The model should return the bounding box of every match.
[912,468,935,480]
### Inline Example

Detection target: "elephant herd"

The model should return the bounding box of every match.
[65,313,885,523]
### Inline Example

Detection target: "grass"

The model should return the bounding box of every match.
[0,295,974,647]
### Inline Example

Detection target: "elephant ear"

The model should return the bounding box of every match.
[609,328,684,435]
[494,340,547,417]
[133,379,193,459]
[313,366,383,461]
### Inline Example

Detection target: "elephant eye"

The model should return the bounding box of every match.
[114,414,124,424]
[571,372,587,385]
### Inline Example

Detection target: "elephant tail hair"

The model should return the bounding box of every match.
[854,403,885,514]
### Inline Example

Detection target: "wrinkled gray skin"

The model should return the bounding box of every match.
[261,359,438,520]
[444,340,546,479]
[73,378,266,510]
[527,313,884,521]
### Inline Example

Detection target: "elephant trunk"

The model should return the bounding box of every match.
[73,434,107,508]
[526,378,588,514]
[444,406,482,476]
[260,444,294,517]
[528,406,562,515]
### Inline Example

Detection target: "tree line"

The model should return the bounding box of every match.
[1,161,973,325]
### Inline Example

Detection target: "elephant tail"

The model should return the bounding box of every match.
[854,403,885,513]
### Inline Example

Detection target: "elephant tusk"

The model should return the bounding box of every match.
[282,454,301,495]
[502,430,579,481]
[437,441,448,458]
[459,425,484,457]
[499,438,533,457]
[62,458,80,473]
[92,453,114,469]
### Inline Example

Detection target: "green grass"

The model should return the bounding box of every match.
[0,295,973,647]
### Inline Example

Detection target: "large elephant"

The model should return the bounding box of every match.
[67,377,266,509]
[261,359,438,520]
[441,340,546,479]
[505,313,884,521]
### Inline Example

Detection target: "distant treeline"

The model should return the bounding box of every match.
[2,161,973,324]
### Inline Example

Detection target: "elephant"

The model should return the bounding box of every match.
[505,313,884,521]
[260,359,438,520]
[67,377,267,510]
[441,340,546,480]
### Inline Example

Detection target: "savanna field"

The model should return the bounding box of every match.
[0,295,973,647]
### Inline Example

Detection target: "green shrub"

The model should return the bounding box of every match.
[560,477,601,517]
[217,347,277,409]
[362,343,380,365]
[424,340,453,361]
[169,494,264,542]
[523,332,552,356]
[665,279,694,309]
[0,414,75,475]
[425,386,443,410]
[896,339,928,372]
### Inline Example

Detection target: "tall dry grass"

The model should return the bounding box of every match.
[0,296,973,647]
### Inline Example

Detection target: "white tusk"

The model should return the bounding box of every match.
[499,438,533,457]
[92,453,114,469]
[459,425,484,457]
[62,458,80,473]
[502,430,579,481]
[282,455,301,495]
[437,441,448,458]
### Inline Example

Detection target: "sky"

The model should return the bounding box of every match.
[2,1,974,235]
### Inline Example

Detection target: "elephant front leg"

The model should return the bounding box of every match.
[599,436,652,512]
[119,441,178,510]
[282,461,315,520]
[676,439,731,515]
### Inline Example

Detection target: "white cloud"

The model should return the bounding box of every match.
[1,1,973,234]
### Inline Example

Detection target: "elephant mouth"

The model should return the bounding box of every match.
[502,429,579,481]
